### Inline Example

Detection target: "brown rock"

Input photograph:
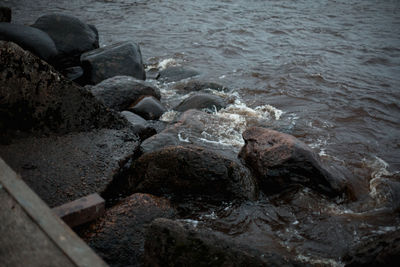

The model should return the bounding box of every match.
[239,127,345,196]
[81,193,176,267]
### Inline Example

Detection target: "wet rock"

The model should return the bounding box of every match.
[369,173,400,211]
[174,92,228,112]
[0,41,124,138]
[239,127,345,197]
[140,132,181,154]
[81,42,146,85]
[128,96,166,120]
[144,218,302,267]
[173,79,225,92]
[32,13,99,68]
[0,23,57,62]
[62,66,84,84]
[127,145,258,202]
[0,128,139,207]
[121,111,156,140]
[0,7,11,22]
[158,66,199,82]
[343,229,400,267]
[90,76,160,111]
[81,194,176,267]
[146,68,160,80]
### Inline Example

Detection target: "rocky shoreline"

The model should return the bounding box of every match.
[1,9,399,267]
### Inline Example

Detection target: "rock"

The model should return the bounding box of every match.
[343,229,400,266]
[140,132,181,154]
[62,66,84,84]
[81,42,146,84]
[174,92,227,112]
[121,111,156,140]
[0,23,57,62]
[0,128,139,207]
[0,41,124,138]
[0,7,11,22]
[128,96,166,120]
[239,127,345,197]
[81,194,176,267]
[32,13,99,68]
[144,218,302,267]
[127,145,258,202]
[146,68,160,80]
[173,79,225,93]
[90,76,160,111]
[158,66,199,82]
[369,173,400,211]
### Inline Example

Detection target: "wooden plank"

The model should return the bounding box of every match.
[52,193,105,228]
[0,158,108,267]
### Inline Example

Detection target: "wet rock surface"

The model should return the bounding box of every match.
[125,145,258,203]
[81,42,146,84]
[0,41,124,138]
[32,13,99,68]
[80,194,176,267]
[144,218,303,267]
[121,111,157,140]
[0,24,57,62]
[239,127,346,197]
[90,76,160,111]
[172,79,225,93]
[0,128,139,207]
[158,66,199,82]
[174,92,228,112]
[128,96,166,120]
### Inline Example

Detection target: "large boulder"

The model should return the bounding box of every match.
[0,7,11,22]
[81,194,176,267]
[158,66,199,82]
[144,218,302,267]
[174,92,227,112]
[0,41,123,137]
[81,42,146,84]
[128,96,166,120]
[0,23,57,62]
[90,76,160,111]
[32,13,99,68]
[239,127,345,197]
[126,145,258,202]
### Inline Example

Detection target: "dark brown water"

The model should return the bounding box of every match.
[6,0,400,265]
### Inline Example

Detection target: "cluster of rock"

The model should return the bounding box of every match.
[1,8,399,267]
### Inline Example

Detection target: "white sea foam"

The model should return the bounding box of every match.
[157,58,179,70]
[160,110,179,122]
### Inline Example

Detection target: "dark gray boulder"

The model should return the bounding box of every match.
[158,66,199,82]
[144,218,303,267]
[81,42,146,84]
[128,96,166,120]
[0,23,57,62]
[81,194,176,267]
[140,132,181,154]
[127,145,258,202]
[239,127,346,197]
[0,7,11,22]
[174,92,227,112]
[62,66,84,84]
[90,76,160,111]
[0,41,124,137]
[121,111,156,140]
[32,13,99,68]
[172,79,225,93]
